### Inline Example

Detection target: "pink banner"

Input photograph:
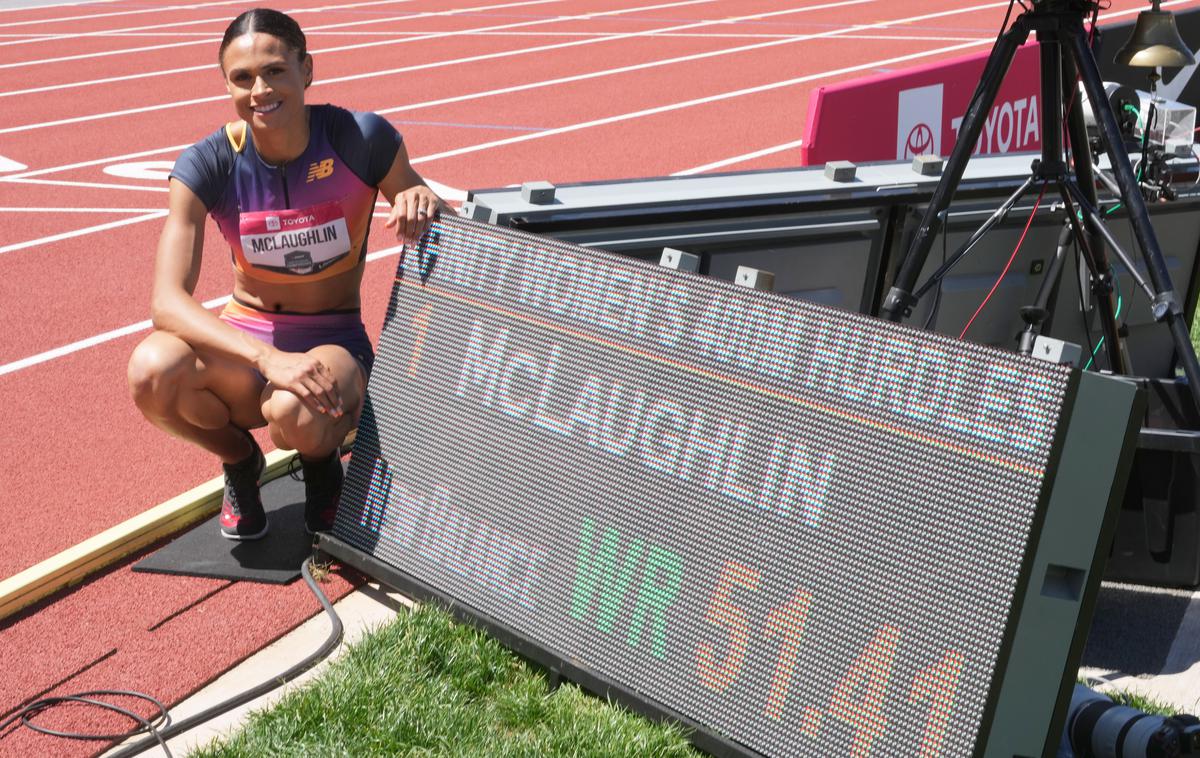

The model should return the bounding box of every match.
[800,43,1043,166]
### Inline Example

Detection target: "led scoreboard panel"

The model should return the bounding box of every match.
[323,216,1141,757]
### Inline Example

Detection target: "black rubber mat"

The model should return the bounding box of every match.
[132,462,341,584]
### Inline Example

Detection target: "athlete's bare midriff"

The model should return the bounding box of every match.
[231,262,365,313]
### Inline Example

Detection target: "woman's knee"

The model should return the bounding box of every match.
[127,334,193,413]
[262,388,351,453]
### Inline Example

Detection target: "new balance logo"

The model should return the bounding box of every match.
[306,158,334,182]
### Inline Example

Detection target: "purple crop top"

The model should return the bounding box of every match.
[170,104,402,284]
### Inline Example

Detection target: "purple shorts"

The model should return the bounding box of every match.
[219,298,375,376]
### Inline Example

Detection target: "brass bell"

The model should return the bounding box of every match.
[1115,1,1196,68]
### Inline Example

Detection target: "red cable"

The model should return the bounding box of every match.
[959,185,1048,339]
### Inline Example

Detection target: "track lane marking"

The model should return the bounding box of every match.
[6,0,1008,136]
[0,0,127,11]
[0,30,983,40]
[0,0,558,66]
[377,0,952,122]
[2,143,193,180]
[0,210,167,256]
[0,31,1019,374]
[0,0,289,30]
[1,0,1156,184]
[0,242,406,377]
[673,138,808,175]
[0,0,716,119]
[0,36,213,67]
[302,0,876,92]
[0,1,1169,295]
[9,0,1160,133]
[408,41,982,164]
[0,0,720,98]
[0,0,560,64]
[0,2,1053,185]
[3,176,170,192]
[0,0,533,49]
[0,206,164,212]
[403,0,1186,162]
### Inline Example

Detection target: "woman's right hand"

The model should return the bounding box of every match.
[258,348,344,417]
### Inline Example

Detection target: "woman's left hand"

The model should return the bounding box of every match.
[385,184,443,244]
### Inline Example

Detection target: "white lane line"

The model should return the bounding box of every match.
[0,0,706,117]
[411,38,988,166]
[408,0,1187,163]
[376,0,900,118]
[0,19,225,48]
[0,94,222,134]
[0,0,566,69]
[0,243,406,378]
[3,0,958,136]
[0,210,166,255]
[0,34,212,66]
[423,178,468,202]
[0,0,564,50]
[398,0,1011,154]
[3,143,192,180]
[308,0,870,89]
[0,11,996,268]
[673,139,807,176]
[0,0,985,179]
[319,30,988,41]
[0,27,997,39]
[0,153,27,171]
[0,0,275,29]
[3,176,169,192]
[0,3,1189,380]
[0,61,224,98]
[0,0,128,11]
[0,0,575,50]
[0,0,717,98]
[0,31,236,36]
[0,0,445,48]
[0,0,1134,180]
[0,206,163,212]
[0,313,190,378]
[0,0,547,63]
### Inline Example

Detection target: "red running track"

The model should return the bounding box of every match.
[0,0,1182,754]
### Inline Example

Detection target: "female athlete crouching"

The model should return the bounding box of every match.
[127,8,445,539]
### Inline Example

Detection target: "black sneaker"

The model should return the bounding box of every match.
[219,431,268,540]
[301,451,344,534]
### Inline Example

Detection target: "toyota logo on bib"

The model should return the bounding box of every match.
[904,123,935,159]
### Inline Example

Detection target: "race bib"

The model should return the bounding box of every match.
[238,200,351,276]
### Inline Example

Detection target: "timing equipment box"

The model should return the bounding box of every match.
[321,216,1143,758]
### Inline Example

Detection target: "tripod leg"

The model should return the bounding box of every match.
[913,175,1037,301]
[1018,220,1074,355]
[881,19,1031,321]
[1063,181,1155,303]
[1061,41,1127,373]
[1067,20,1200,402]
[1055,180,1130,370]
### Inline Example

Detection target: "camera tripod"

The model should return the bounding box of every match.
[879,0,1200,412]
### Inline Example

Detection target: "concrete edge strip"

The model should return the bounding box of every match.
[0,448,299,622]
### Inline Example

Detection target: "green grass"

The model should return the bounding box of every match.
[187,604,701,758]
[1105,688,1179,718]
[1077,676,1179,718]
